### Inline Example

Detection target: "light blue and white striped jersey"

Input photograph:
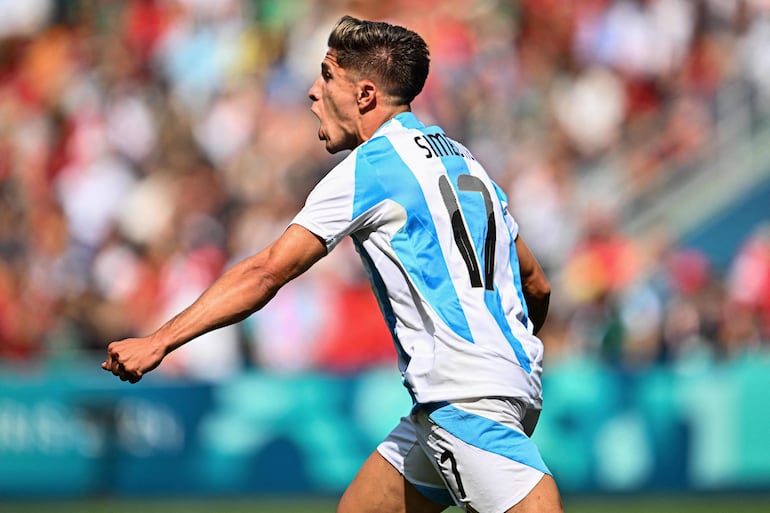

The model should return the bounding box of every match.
[292,112,544,408]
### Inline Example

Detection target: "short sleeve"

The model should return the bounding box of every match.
[492,181,519,240]
[291,153,359,252]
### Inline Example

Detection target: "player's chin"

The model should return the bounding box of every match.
[323,135,356,154]
[324,139,345,154]
[318,132,336,153]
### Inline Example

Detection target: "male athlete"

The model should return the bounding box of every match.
[103,15,563,513]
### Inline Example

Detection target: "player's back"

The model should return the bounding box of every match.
[350,112,545,407]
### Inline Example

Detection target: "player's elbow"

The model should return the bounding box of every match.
[227,254,286,315]
[249,262,286,308]
[532,275,551,302]
[524,270,550,303]
[523,272,550,335]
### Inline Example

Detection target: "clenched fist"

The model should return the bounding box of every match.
[102,336,166,384]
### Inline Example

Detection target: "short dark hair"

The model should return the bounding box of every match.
[327,15,430,105]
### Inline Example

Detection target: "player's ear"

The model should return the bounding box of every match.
[357,80,376,112]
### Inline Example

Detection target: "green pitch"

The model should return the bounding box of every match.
[0,495,768,513]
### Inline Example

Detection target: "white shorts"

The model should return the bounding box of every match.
[377,397,550,513]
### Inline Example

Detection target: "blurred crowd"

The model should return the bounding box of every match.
[0,0,769,380]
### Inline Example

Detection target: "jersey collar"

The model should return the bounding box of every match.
[372,111,424,138]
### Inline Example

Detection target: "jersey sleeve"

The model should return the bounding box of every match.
[492,181,520,240]
[290,152,360,252]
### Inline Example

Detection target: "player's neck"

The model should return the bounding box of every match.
[359,105,410,143]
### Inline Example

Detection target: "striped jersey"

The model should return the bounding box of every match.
[292,112,544,408]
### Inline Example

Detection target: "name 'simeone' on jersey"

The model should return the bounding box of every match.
[414,133,477,161]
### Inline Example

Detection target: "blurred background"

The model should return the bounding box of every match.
[1,0,769,511]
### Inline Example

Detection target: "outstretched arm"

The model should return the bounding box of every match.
[515,236,550,335]
[102,224,327,383]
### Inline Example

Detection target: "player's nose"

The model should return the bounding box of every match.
[308,77,322,101]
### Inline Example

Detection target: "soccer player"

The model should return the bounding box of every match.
[103,15,563,513]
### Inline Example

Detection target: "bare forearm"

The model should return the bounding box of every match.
[103,224,327,383]
[154,256,279,354]
[153,226,326,354]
